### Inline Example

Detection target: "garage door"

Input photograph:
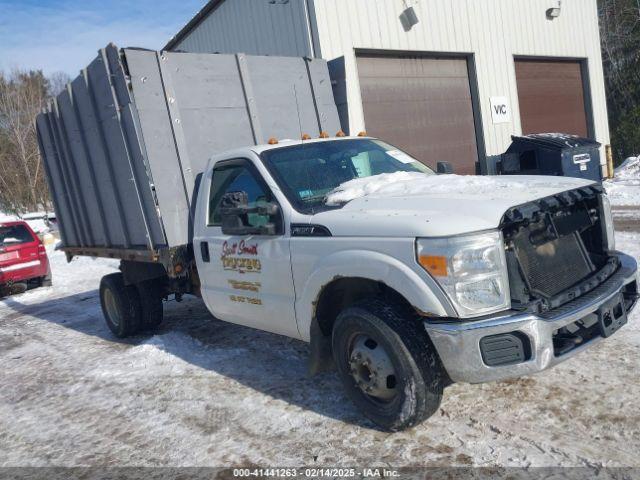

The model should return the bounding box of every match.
[356,55,479,175]
[515,59,590,138]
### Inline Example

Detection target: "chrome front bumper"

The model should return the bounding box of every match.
[425,252,638,384]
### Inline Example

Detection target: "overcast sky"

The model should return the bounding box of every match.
[0,0,205,76]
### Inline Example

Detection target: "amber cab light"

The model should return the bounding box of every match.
[268,137,279,145]
[336,130,346,137]
[319,131,330,138]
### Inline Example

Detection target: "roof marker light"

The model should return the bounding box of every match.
[336,130,346,137]
[301,133,311,140]
[268,137,279,145]
[319,131,330,138]
[357,131,368,137]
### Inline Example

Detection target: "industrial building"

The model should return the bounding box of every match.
[165,0,608,175]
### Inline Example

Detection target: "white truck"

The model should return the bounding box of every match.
[38,46,638,431]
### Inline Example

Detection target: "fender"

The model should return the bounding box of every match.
[296,249,455,342]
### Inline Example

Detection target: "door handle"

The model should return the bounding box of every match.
[200,241,210,263]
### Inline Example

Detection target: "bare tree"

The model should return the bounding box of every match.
[599,0,640,159]
[0,70,69,214]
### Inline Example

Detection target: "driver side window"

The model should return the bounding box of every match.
[208,164,272,227]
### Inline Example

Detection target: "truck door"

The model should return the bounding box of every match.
[193,159,300,339]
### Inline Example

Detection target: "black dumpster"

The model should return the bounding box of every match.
[498,134,602,182]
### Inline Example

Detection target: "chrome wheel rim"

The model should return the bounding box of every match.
[103,289,121,328]
[349,334,398,402]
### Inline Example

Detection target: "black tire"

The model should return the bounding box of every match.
[40,265,53,287]
[136,279,164,330]
[99,273,142,338]
[332,298,445,432]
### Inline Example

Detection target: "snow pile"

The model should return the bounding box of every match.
[616,155,640,179]
[21,212,53,235]
[0,211,18,222]
[325,172,578,206]
[604,155,640,206]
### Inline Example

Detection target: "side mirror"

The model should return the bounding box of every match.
[219,191,279,236]
[437,161,455,174]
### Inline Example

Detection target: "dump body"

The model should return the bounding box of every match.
[36,44,340,257]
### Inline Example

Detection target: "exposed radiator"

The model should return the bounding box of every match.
[514,232,594,298]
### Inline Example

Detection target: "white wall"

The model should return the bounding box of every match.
[174,0,314,58]
[311,0,610,159]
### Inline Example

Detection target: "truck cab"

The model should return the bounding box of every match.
[185,137,638,430]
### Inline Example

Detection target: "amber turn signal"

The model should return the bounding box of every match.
[418,255,448,277]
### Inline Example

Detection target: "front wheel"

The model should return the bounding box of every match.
[332,299,445,431]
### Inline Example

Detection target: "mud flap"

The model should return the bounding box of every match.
[308,318,335,377]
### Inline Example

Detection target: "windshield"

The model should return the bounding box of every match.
[0,225,34,247]
[261,139,434,213]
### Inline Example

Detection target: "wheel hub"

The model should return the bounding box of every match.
[103,289,121,327]
[349,335,397,402]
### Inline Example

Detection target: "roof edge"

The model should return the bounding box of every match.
[163,0,226,51]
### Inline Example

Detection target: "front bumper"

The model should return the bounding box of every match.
[425,252,638,384]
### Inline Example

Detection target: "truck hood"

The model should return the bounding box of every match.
[311,173,596,237]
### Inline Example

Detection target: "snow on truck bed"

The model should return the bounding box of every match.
[1,235,640,467]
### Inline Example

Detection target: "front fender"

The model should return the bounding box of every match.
[295,249,455,342]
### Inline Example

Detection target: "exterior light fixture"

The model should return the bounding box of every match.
[399,6,419,31]
[546,1,561,19]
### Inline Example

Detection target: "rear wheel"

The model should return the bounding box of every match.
[332,299,445,431]
[100,273,142,338]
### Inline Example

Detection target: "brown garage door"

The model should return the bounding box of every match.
[356,55,479,175]
[515,59,590,138]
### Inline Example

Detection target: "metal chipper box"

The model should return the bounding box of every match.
[36,44,340,260]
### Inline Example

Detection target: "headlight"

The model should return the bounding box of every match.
[416,231,510,318]
[600,194,616,251]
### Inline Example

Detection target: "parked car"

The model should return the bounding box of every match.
[0,221,52,295]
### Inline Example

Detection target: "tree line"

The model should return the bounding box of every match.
[599,0,640,161]
[0,71,67,215]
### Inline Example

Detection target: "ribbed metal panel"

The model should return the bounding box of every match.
[311,0,609,160]
[37,45,340,253]
[172,0,314,58]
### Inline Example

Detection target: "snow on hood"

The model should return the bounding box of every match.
[326,172,590,205]
[316,172,595,237]
[604,155,640,206]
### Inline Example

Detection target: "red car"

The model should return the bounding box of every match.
[0,220,51,294]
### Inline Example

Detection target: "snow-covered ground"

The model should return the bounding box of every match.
[605,156,640,207]
[1,234,640,468]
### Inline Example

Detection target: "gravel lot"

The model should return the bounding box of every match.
[1,232,639,468]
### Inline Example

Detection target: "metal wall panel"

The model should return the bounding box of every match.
[37,45,340,251]
[310,0,609,164]
[172,0,313,58]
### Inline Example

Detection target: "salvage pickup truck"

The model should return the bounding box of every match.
[37,46,638,431]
